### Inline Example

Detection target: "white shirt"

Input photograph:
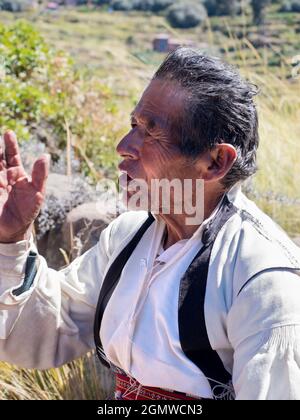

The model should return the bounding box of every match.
[100,202,224,399]
[0,185,300,399]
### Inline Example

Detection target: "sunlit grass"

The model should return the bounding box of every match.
[0,353,114,400]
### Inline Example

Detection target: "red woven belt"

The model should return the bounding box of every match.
[114,373,199,400]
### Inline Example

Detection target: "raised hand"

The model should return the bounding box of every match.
[0,131,49,243]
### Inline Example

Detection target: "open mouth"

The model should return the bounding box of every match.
[119,172,134,190]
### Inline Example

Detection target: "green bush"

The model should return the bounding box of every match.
[167,1,207,28]
[279,0,300,12]
[149,0,173,12]
[203,0,240,16]
[0,21,120,178]
[110,0,173,12]
[110,0,135,10]
[0,21,54,139]
[0,1,23,12]
[135,0,173,12]
[0,21,49,79]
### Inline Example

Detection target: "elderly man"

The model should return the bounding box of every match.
[0,48,299,400]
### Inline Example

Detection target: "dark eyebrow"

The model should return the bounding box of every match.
[130,111,166,132]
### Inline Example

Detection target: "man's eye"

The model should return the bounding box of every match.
[131,123,137,129]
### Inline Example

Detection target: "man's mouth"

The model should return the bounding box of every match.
[118,162,135,183]
[122,172,133,181]
[119,171,134,190]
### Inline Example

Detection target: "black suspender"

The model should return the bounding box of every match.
[94,213,155,368]
[178,197,237,394]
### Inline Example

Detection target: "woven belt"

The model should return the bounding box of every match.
[114,373,200,400]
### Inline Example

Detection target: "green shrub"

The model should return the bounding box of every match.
[0,21,49,79]
[279,0,300,12]
[0,0,27,12]
[110,0,135,10]
[0,21,53,139]
[167,1,207,28]
[110,0,173,12]
[0,21,120,179]
[134,0,173,12]
[150,0,173,12]
[203,0,240,16]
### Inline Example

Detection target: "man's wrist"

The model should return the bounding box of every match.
[0,227,32,245]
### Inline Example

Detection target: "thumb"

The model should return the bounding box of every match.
[31,154,50,193]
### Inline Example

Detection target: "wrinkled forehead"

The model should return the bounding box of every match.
[132,78,187,129]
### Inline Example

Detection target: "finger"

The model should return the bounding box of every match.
[0,171,7,189]
[7,167,27,186]
[3,131,23,168]
[0,146,6,170]
[0,160,6,171]
[31,155,50,194]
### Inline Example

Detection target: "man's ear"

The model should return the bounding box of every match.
[196,144,237,182]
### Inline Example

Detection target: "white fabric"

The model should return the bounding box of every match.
[101,204,222,399]
[0,184,300,400]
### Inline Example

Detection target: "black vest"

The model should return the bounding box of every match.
[94,195,237,398]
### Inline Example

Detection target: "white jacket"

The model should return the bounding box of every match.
[0,184,300,399]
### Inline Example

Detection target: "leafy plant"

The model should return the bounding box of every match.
[0,0,30,12]
[0,20,49,79]
[203,0,241,16]
[110,0,135,11]
[166,1,207,28]
[0,21,121,178]
[279,0,300,12]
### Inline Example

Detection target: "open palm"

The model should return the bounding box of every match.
[0,131,49,243]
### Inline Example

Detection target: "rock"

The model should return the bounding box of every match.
[45,173,74,201]
[67,201,113,225]
[36,226,65,269]
[35,173,75,269]
[65,201,116,261]
[36,200,116,269]
[35,173,119,269]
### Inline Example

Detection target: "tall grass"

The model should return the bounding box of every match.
[0,353,114,400]
[251,73,300,234]
[235,44,300,234]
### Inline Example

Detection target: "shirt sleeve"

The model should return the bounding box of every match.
[0,222,113,369]
[227,268,300,400]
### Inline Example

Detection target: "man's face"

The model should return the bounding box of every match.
[117,78,199,210]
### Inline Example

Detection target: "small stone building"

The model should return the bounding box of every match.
[153,34,196,53]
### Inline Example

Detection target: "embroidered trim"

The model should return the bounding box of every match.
[207,377,235,400]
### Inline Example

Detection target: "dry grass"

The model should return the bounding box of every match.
[0,353,114,400]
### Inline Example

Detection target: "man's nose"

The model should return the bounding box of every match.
[116,131,141,159]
